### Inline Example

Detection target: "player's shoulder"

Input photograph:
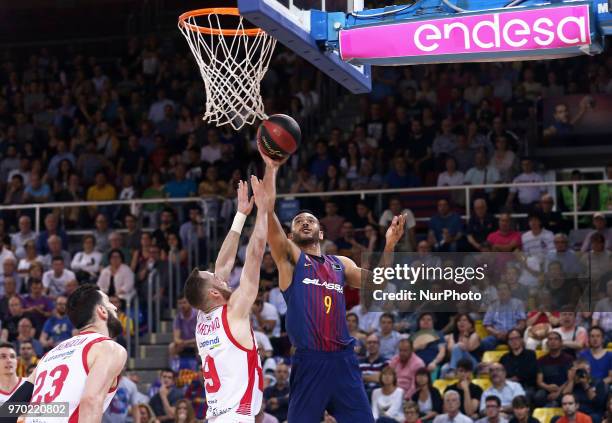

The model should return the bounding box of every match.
[335,254,357,268]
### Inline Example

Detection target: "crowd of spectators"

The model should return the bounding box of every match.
[0,31,611,423]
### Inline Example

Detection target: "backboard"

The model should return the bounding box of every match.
[237,0,372,94]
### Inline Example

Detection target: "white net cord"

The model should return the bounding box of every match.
[179,13,277,130]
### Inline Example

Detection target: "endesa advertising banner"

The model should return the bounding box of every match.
[339,4,592,62]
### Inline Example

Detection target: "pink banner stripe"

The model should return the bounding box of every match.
[340,4,591,60]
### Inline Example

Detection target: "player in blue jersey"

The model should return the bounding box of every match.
[259,148,406,423]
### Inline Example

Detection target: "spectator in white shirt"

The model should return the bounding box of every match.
[433,391,473,423]
[371,366,405,422]
[0,243,16,271]
[521,212,554,258]
[506,159,546,212]
[148,89,175,124]
[438,157,465,187]
[42,256,77,298]
[10,215,36,259]
[200,128,223,164]
[350,303,383,334]
[97,249,136,302]
[71,234,103,283]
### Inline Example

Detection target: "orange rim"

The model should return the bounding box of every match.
[178,7,264,36]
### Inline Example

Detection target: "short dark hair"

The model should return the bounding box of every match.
[28,278,42,290]
[0,342,16,352]
[293,209,317,220]
[589,326,605,337]
[562,393,577,404]
[67,284,104,329]
[160,368,175,377]
[380,313,394,323]
[511,395,529,409]
[457,358,474,372]
[184,268,206,309]
[108,248,124,262]
[19,340,33,348]
[485,396,501,407]
[52,256,64,263]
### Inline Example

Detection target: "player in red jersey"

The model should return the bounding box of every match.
[0,343,25,407]
[12,284,127,423]
[184,176,270,423]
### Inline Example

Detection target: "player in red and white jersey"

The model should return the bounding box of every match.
[184,177,269,423]
[0,342,25,406]
[25,284,127,423]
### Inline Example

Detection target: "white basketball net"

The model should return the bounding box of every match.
[179,12,277,130]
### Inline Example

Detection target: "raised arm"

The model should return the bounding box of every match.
[79,341,127,423]
[261,157,299,265]
[214,180,254,281]
[228,175,269,320]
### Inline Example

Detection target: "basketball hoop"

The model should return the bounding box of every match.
[178,8,276,130]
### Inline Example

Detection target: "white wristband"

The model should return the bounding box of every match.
[230,212,247,234]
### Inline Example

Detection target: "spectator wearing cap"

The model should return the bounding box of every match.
[592,284,612,343]
[475,396,508,423]
[535,331,574,407]
[466,199,496,252]
[581,213,612,252]
[506,158,546,212]
[500,329,538,397]
[479,364,525,415]
[578,326,612,384]
[508,396,538,423]
[562,359,606,423]
[556,393,594,423]
[42,256,76,298]
[39,295,73,351]
[71,234,103,284]
[546,233,584,277]
[433,391,473,423]
[445,359,483,418]
[36,214,68,256]
[97,249,135,302]
[481,283,526,351]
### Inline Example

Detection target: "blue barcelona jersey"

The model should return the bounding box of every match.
[282,252,354,352]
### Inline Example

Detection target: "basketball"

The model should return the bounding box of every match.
[256,114,301,160]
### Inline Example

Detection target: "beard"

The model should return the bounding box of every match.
[106,309,124,338]
[291,232,319,247]
[216,286,232,301]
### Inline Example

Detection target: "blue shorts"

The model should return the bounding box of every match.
[288,348,374,423]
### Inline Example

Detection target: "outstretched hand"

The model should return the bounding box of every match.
[257,142,288,169]
[385,214,406,246]
[237,180,255,215]
[250,175,270,212]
